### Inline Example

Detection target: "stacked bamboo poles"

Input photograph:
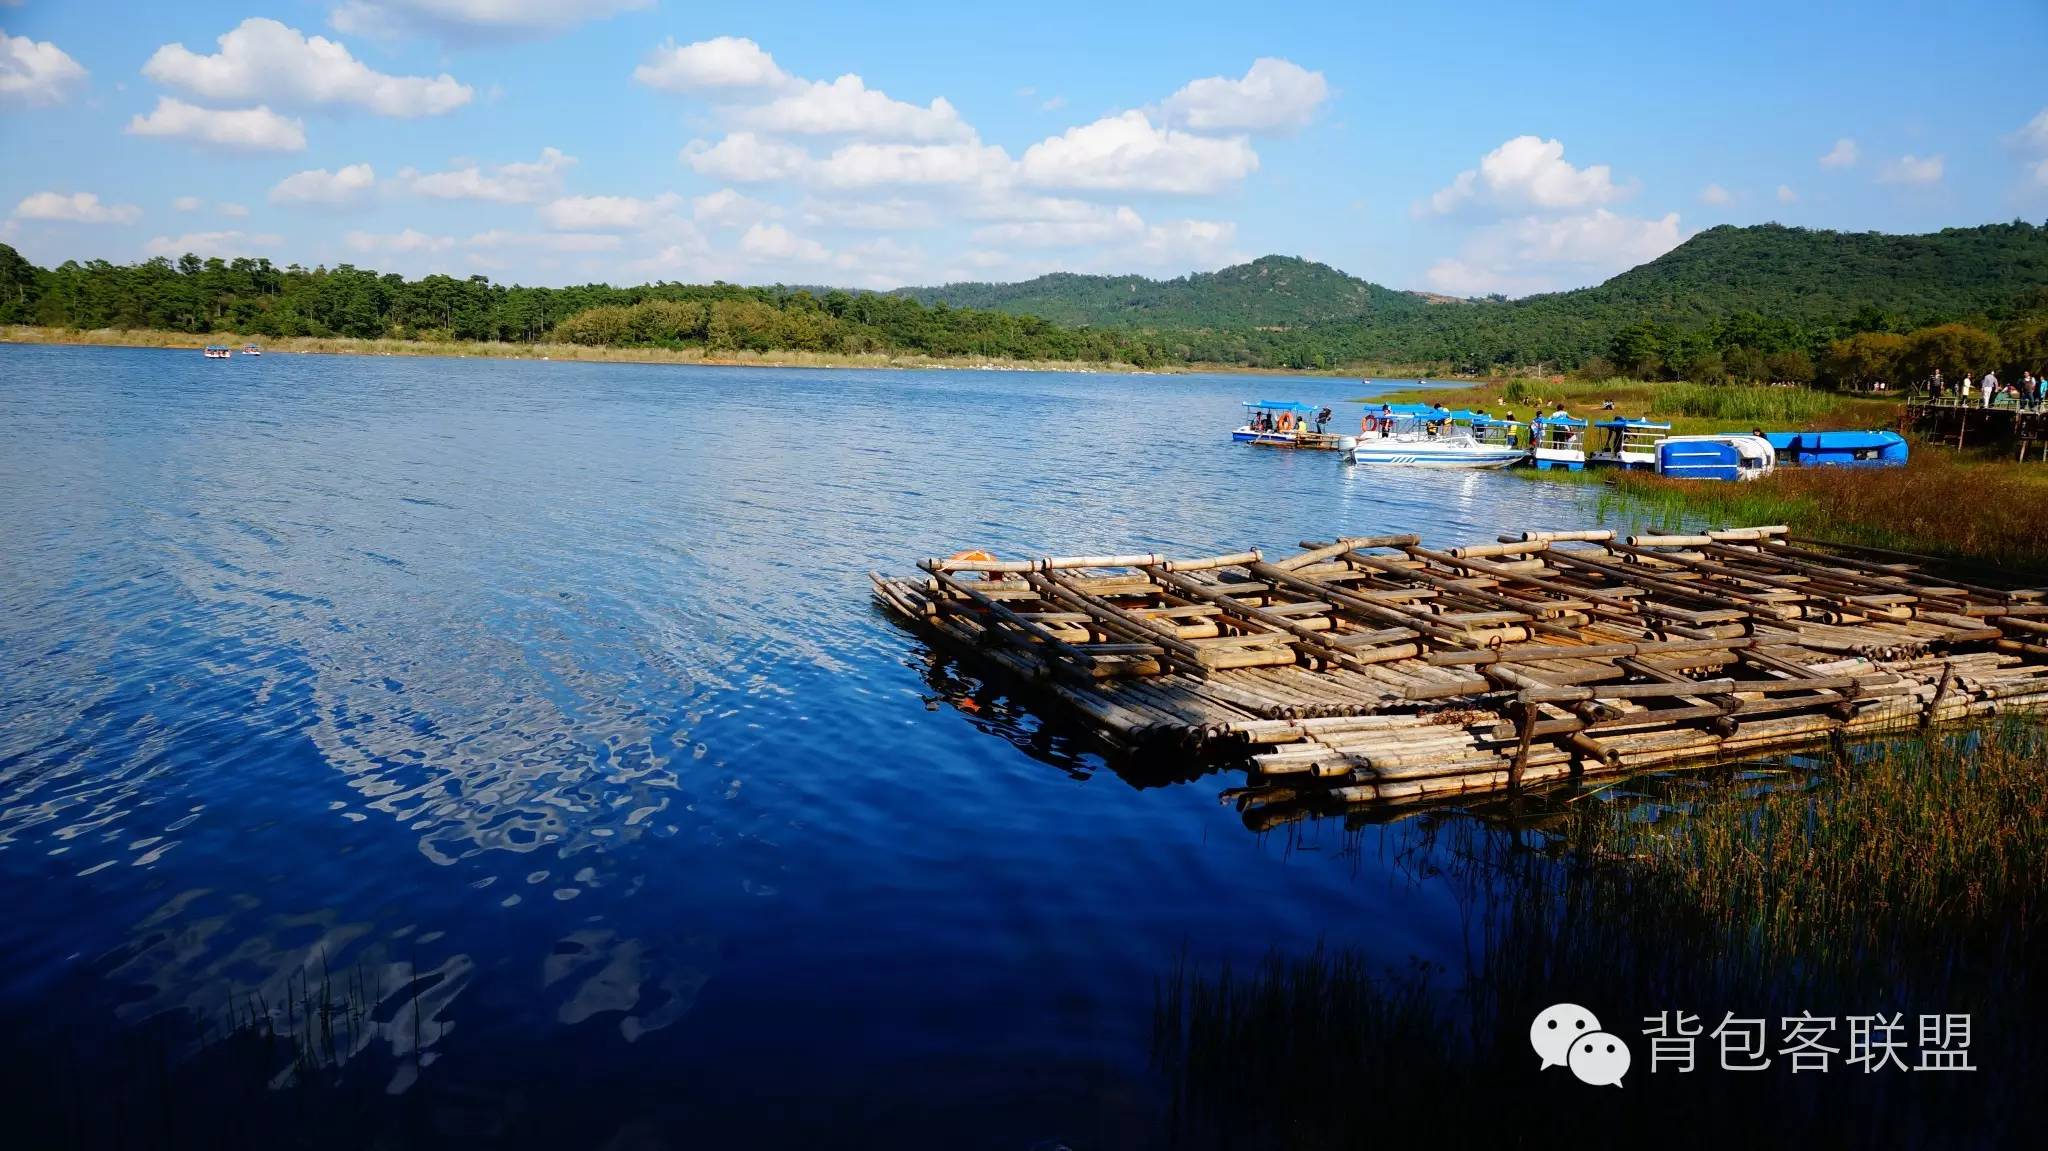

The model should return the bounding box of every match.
[872,524,2048,803]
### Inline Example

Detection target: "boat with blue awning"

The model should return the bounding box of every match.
[1588,417,1671,469]
[1657,434,1776,481]
[1232,400,1353,450]
[1345,404,1527,468]
[1529,413,1588,471]
[1763,429,1907,468]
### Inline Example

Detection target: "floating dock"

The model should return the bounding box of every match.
[871,527,2048,811]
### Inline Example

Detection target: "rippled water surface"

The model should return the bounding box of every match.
[0,345,1632,1144]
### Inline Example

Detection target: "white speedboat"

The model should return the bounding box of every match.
[1345,409,1526,468]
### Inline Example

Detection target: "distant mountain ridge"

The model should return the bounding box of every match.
[894,254,1427,331]
[899,222,2048,370]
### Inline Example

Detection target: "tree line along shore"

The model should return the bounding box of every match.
[3,223,2044,381]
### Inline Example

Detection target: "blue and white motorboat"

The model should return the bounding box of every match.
[1763,430,1907,468]
[1345,407,1527,468]
[1657,434,1776,481]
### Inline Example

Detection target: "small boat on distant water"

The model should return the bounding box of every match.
[242,343,262,356]
[1588,417,1671,469]
[1764,429,1907,468]
[203,345,231,359]
[1658,434,1776,481]
[1345,406,1526,468]
[1232,400,1354,451]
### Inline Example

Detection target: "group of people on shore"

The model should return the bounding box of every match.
[1928,369,2048,411]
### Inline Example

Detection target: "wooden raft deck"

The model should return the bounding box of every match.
[870,526,2048,807]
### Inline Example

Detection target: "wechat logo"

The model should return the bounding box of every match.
[1531,1003,1632,1087]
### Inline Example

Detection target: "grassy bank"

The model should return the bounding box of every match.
[1158,719,2048,1148]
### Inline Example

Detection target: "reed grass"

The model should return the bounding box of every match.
[1156,720,2048,1148]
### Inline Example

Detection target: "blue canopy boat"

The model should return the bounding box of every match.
[1232,400,1350,449]
[1529,413,1588,470]
[1588,417,1671,470]
[1763,430,1907,468]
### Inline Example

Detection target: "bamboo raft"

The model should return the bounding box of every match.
[870,526,2048,811]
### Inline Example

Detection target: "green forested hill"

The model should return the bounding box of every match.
[895,254,1427,331]
[902,222,2048,372]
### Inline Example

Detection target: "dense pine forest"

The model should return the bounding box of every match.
[4,220,2046,380]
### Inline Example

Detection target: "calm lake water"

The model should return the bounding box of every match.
[1,345,1663,1144]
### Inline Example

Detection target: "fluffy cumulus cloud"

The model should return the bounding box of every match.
[813,141,1012,189]
[538,193,682,231]
[344,228,455,255]
[1,28,88,106]
[1424,209,1684,297]
[332,1,651,39]
[1423,136,1627,215]
[1159,58,1328,134]
[13,191,142,225]
[691,188,776,229]
[1699,183,1731,205]
[1819,138,1858,169]
[172,196,205,213]
[735,74,974,143]
[144,18,471,117]
[126,97,306,151]
[269,163,377,207]
[143,230,283,258]
[1777,184,1798,204]
[739,223,829,263]
[634,36,791,93]
[2015,109,2048,187]
[681,132,811,182]
[1879,154,1944,185]
[1018,111,1258,194]
[405,147,575,203]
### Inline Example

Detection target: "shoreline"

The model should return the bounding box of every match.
[0,325,1456,381]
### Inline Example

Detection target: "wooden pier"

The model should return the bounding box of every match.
[871,527,2048,810]
[1907,397,2048,459]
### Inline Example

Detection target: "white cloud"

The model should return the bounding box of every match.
[1819,138,1858,169]
[270,163,377,207]
[798,196,933,230]
[972,204,1145,247]
[143,230,283,258]
[691,188,776,229]
[1159,57,1327,134]
[733,73,974,142]
[1424,209,1685,297]
[537,193,681,231]
[1018,111,1258,194]
[344,228,454,255]
[406,147,575,203]
[1422,136,1627,215]
[1126,218,1240,269]
[143,18,471,117]
[467,230,621,253]
[218,202,250,217]
[634,36,791,93]
[2022,108,2048,153]
[125,97,307,151]
[1776,184,1798,204]
[1699,183,1731,205]
[1878,154,1943,185]
[739,223,829,263]
[814,141,1013,188]
[1,28,88,105]
[13,191,142,225]
[172,195,204,212]
[681,132,811,182]
[332,1,651,39]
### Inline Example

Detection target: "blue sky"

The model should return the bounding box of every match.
[3,0,2045,295]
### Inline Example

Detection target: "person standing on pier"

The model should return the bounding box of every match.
[2025,372,2040,410]
[1981,370,1998,409]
